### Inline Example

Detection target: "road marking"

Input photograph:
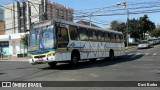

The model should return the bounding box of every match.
[91,74,98,77]
[153,53,157,56]
[130,53,141,58]
[128,53,133,55]
[130,55,137,58]
[145,53,149,55]
[136,53,141,55]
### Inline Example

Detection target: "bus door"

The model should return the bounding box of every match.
[56,24,69,60]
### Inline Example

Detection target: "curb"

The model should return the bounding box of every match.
[0,58,29,62]
[0,60,28,62]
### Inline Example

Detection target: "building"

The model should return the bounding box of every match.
[0,8,4,35]
[76,21,100,27]
[4,0,73,35]
[0,20,4,35]
[1,0,73,56]
[47,1,73,21]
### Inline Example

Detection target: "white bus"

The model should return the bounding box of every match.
[28,19,125,67]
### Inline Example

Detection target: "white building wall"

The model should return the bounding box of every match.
[29,0,41,23]
[0,33,26,56]
[4,3,19,34]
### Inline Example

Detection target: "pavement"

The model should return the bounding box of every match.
[0,56,29,61]
[125,46,137,50]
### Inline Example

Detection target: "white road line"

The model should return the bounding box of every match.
[130,53,141,59]
[91,74,98,77]
[130,55,137,58]
[128,53,133,55]
[136,53,141,55]
[153,53,157,56]
[145,53,149,55]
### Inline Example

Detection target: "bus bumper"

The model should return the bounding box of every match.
[29,56,55,65]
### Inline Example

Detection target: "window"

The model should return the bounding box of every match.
[88,29,97,41]
[97,31,104,42]
[104,32,110,42]
[110,33,116,43]
[79,27,88,41]
[69,26,79,40]
[116,34,121,43]
[119,35,123,42]
[57,27,69,48]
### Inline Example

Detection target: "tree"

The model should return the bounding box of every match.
[138,15,155,39]
[110,15,156,42]
[150,25,160,38]
[110,20,126,33]
[21,34,28,49]
[128,18,140,40]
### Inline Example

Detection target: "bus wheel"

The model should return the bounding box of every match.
[70,54,79,66]
[48,62,57,68]
[109,50,114,60]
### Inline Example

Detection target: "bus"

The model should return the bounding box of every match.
[28,19,125,68]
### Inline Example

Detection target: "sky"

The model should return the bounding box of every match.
[51,0,160,28]
[1,0,160,28]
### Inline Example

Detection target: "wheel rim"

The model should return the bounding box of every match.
[72,56,78,64]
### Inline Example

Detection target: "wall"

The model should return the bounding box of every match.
[0,21,4,35]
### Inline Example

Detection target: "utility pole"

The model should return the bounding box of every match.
[126,10,129,47]
[122,0,129,47]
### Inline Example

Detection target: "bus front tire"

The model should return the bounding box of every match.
[70,54,79,66]
[48,62,57,68]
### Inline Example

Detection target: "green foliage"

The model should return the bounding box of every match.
[150,26,160,38]
[110,14,156,40]
[110,20,126,32]
[21,34,28,47]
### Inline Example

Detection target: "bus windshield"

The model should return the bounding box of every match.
[40,25,55,49]
[29,28,40,51]
[29,25,55,51]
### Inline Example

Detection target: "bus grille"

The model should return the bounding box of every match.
[34,55,46,58]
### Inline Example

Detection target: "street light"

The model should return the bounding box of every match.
[89,1,126,26]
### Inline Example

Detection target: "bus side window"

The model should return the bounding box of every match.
[110,33,116,43]
[116,34,120,43]
[79,27,88,41]
[69,26,79,40]
[57,27,69,48]
[120,35,123,43]
[97,31,104,42]
[105,32,110,42]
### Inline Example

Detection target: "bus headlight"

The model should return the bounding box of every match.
[48,53,55,57]
[28,55,33,58]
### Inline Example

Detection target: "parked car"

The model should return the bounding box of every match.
[138,40,150,49]
[153,39,160,44]
[148,39,154,46]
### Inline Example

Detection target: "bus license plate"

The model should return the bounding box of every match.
[38,58,43,61]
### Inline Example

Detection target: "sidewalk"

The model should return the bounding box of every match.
[125,46,137,50]
[0,56,29,62]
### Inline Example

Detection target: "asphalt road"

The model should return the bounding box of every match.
[0,45,160,90]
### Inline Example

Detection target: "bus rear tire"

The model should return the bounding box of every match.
[109,50,114,60]
[48,62,57,68]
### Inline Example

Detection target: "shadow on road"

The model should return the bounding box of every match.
[41,55,144,70]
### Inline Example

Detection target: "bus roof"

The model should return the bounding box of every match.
[32,19,123,34]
